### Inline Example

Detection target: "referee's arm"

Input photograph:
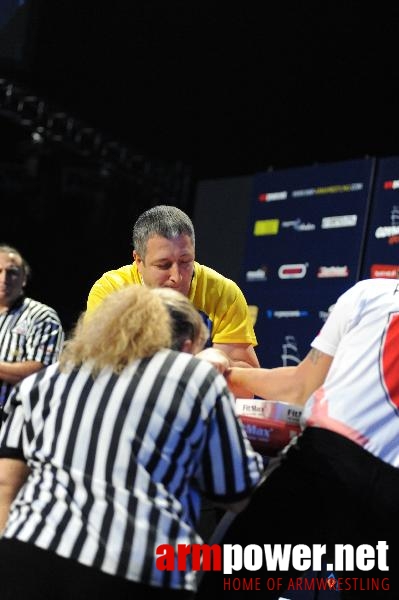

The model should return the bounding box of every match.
[0,360,44,386]
[0,456,30,532]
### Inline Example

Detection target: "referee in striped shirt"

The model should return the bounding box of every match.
[0,244,64,425]
[0,285,263,599]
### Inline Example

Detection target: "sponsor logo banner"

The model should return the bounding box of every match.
[246,268,267,282]
[292,182,363,198]
[371,264,399,279]
[317,266,349,278]
[258,191,288,202]
[384,180,399,190]
[266,310,309,318]
[281,218,316,231]
[321,214,358,229]
[375,226,399,239]
[253,219,280,236]
[278,264,308,279]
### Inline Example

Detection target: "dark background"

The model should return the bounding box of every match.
[33,2,399,178]
[2,1,399,333]
[4,1,399,178]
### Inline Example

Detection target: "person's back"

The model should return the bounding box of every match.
[0,285,263,599]
[2,348,257,587]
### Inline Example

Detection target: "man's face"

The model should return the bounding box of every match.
[0,252,26,309]
[134,234,195,297]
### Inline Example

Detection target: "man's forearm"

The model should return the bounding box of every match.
[0,360,44,385]
[0,459,30,531]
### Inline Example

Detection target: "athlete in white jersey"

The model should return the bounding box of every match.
[303,278,399,466]
[198,279,399,599]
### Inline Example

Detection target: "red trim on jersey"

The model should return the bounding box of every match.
[381,313,399,410]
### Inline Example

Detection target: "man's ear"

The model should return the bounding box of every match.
[181,339,194,354]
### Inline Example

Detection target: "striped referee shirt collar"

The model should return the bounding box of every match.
[0,294,25,315]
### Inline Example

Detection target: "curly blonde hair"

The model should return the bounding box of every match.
[60,285,172,374]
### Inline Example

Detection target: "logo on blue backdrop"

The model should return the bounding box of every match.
[317,266,349,278]
[278,264,308,279]
[266,310,309,319]
[374,205,399,244]
[258,191,287,202]
[281,335,300,366]
[246,266,268,282]
[321,214,358,229]
[281,218,316,232]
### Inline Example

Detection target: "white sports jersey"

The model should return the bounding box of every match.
[302,278,399,467]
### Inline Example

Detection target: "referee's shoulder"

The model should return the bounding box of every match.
[23,297,62,320]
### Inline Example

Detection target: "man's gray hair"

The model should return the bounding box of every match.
[132,205,195,259]
[0,243,31,280]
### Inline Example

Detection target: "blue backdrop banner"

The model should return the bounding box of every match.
[240,158,376,368]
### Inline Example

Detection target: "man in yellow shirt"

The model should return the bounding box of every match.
[87,205,260,538]
[87,205,259,391]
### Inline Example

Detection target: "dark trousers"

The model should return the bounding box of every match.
[0,538,194,600]
[197,496,225,542]
[196,427,399,599]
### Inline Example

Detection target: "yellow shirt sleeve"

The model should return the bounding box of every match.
[190,262,257,346]
[86,264,140,313]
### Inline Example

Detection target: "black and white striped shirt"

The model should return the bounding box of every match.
[0,348,263,591]
[0,296,64,408]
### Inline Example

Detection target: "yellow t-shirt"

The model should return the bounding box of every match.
[87,261,257,346]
